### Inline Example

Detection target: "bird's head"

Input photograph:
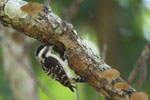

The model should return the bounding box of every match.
[35,44,54,63]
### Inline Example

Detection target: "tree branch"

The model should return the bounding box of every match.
[0,0,148,100]
[128,44,150,84]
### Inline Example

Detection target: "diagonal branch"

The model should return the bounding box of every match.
[0,0,148,100]
[128,44,150,84]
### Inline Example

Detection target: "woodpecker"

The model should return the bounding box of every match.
[35,44,85,92]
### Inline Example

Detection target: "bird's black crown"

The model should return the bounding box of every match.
[35,44,46,57]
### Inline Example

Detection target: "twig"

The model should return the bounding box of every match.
[101,44,107,60]
[75,83,79,100]
[128,44,150,84]
[136,64,145,90]
[142,64,147,91]
[136,61,147,91]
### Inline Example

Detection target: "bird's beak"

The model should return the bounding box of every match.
[44,46,50,54]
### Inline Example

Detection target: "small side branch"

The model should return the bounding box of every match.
[128,44,150,84]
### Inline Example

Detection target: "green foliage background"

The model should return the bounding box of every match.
[0,0,150,100]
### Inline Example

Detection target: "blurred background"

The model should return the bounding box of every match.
[0,0,150,100]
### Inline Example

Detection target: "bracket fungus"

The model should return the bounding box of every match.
[101,68,120,80]
[114,82,129,91]
[21,2,43,15]
[130,92,148,100]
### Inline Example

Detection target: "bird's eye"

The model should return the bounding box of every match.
[42,53,46,58]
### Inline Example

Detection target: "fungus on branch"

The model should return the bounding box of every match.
[130,92,148,100]
[101,68,120,80]
[114,82,129,91]
[21,3,43,15]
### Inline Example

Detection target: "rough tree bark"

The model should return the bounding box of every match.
[0,0,147,100]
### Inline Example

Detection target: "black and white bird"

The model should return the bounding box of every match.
[35,44,85,92]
